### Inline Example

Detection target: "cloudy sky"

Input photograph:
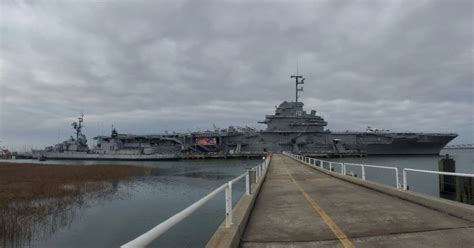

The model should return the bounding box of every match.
[0,0,472,150]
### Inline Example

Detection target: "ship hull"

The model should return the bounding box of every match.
[32,152,180,161]
[333,132,457,155]
[222,132,457,155]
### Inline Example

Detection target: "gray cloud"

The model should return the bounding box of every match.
[0,0,473,151]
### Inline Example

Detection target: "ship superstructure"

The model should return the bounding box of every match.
[41,113,89,153]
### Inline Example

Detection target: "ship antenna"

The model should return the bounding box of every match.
[290,73,305,102]
[76,113,84,139]
[296,56,299,76]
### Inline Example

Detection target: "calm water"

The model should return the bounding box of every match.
[5,150,473,247]
[15,159,259,248]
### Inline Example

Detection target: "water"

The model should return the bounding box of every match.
[6,150,473,247]
[21,158,260,248]
[326,149,473,198]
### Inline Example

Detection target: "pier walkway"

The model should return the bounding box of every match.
[239,154,474,248]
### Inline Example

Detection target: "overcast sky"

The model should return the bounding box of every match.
[1,0,473,150]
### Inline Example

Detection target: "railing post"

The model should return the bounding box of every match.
[329,162,332,172]
[245,170,250,195]
[225,182,233,227]
[362,165,366,180]
[395,168,400,189]
[403,169,408,190]
[342,163,346,175]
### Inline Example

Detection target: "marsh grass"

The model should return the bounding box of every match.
[0,162,149,247]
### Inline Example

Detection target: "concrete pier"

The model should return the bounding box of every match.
[238,154,474,248]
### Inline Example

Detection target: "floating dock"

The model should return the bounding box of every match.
[182,153,266,160]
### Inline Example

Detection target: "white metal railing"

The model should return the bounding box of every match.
[284,152,474,200]
[283,152,401,189]
[344,163,400,188]
[121,154,272,248]
[403,168,474,190]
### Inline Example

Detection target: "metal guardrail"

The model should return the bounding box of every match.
[283,152,401,189]
[284,152,474,193]
[403,168,474,190]
[344,162,400,188]
[121,154,272,248]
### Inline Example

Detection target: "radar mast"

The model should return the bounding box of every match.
[71,113,84,139]
[290,74,305,102]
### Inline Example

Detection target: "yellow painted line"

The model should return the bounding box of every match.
[284,165,355,248]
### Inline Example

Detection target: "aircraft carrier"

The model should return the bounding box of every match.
[32,75,457,160]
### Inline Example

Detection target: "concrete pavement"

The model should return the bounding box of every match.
[240,154,474,248]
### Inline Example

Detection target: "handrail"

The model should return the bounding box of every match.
[284,152,474,200]
[230,172,247,184]
[121,154,272,248]
[403,168,474,190]
[283,152,400,189]
[344,162,399,188]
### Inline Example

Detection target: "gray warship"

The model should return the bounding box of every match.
[203,75,457,155]
[32,114,181,160]
[32,75,457,160]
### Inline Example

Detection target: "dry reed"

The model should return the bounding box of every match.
[0,162,148,247]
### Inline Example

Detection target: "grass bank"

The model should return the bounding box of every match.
[0,162,149,247]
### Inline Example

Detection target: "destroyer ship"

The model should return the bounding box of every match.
[32,75,457,160]
[32,114,181,160]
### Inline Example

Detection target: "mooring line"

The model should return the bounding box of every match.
[284,165,355,248]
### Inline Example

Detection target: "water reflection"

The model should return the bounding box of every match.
[1,181,122,248]
[27,159,258,248]
[145,167,234,181]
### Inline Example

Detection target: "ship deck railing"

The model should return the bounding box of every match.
[332,130,458,135]
[120,153,272,248]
